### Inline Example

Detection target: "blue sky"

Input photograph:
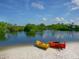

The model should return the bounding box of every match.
[0,0,79,25]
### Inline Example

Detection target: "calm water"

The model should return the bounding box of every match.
[0,30,79,46]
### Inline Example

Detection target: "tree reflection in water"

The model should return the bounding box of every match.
[0,31,6,41]
[25,31,36,37]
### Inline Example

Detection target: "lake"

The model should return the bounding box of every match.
[0,30,79,47]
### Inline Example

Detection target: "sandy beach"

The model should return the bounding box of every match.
[0,42,79,59]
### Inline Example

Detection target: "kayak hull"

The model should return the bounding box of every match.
[49,42,66,49]
[35,40,49,49]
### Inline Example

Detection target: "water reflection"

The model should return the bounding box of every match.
[43,30,52,38]
[0,32,6,41]
[8,32,18,36]
[6,32,18,39]
[25,31,36,37]
[0,31,79,46]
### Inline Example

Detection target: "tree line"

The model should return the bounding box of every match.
[0,22,79,34]
[24,23,79,32]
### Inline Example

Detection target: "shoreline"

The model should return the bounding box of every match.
[0,42,77,51]
[0,42,79,59]
[0,44,32,51]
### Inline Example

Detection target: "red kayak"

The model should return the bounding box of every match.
[48,41,66,49]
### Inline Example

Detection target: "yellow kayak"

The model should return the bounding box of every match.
[35,40,49,49]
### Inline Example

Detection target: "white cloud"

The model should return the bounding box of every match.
[62,0,79,17]
[69,19,74,23]
[31,2,45,10]
[42,17,47,21]
[63,0,79,11]
[56,17,61,21]
[56,17,64,22]
[71,6,79,10]
[68,18,79,25]
[71,0,79,10]
[55,17,70,24]
[61,17,64,20]
[72,0,79,6]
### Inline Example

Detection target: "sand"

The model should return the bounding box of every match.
[0,42,79,59]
